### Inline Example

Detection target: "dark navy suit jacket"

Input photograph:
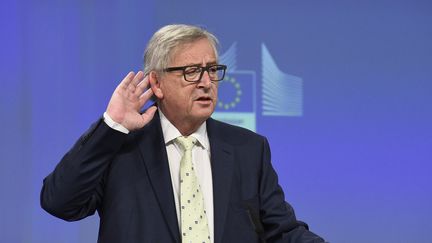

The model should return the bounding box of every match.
[41,112,324,243]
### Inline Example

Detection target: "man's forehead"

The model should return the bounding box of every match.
[169,39,217,64]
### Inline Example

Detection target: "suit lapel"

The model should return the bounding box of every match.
[137,113,180,243]
[207,119,235,243]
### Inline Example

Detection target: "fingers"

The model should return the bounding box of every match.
[133,71,144,85]
[130,71,145,91]
[119,72,135,90]
[138,87,154,108]
[119,71,145,93]
[117,70,153,108]
[135,74,150,97]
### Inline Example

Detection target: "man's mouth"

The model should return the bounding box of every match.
[196,96,212,101]
[195,96,213,104]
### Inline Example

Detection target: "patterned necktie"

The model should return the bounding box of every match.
[176,136,211,243]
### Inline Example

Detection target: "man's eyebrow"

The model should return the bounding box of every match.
[185,61,218,66]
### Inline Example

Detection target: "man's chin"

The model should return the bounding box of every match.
[192,107,215,120]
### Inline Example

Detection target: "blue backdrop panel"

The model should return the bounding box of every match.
[1,0,431,242]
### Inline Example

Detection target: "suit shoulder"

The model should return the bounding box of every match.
[207,118,266,143]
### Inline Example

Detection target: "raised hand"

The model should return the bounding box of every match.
[106,71,157,131]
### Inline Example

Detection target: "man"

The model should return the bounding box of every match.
[41,24,325,243]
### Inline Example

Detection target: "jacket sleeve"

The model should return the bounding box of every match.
[259,137,326,243]
[40,118,128,221]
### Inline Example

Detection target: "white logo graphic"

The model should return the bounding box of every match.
[212,43,303,132]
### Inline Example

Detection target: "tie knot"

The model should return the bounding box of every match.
[176,136,197,151]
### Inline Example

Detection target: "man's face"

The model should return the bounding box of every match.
[155,38,218,129]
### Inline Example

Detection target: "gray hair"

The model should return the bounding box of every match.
[143,24,219,75]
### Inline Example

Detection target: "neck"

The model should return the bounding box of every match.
[174,121,202,136]
[159,107,205,136]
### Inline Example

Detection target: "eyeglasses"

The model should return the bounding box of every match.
[164,64,227,82]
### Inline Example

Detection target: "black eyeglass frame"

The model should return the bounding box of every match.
[163,64,227,82]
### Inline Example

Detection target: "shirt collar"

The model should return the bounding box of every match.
[159,110,209,150]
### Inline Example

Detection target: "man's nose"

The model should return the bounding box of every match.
[197,70,212,88]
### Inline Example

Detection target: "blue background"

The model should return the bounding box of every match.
[1,0,431,242]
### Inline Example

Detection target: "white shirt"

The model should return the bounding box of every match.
[103,111,214,242]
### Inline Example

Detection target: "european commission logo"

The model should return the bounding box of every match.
[212,43,303,132]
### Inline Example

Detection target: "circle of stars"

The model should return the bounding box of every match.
[217,75,242,110]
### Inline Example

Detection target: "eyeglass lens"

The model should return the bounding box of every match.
[184,65,225,82]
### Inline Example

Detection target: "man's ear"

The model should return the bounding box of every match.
[149,71,163,99]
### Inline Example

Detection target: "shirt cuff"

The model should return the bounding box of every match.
[103,112,130,134]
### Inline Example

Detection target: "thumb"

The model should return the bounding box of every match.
[141,106,158,125]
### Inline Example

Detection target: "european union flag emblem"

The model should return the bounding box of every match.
[212,71,256,131]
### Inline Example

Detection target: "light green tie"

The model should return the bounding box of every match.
[176,136,211,243]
